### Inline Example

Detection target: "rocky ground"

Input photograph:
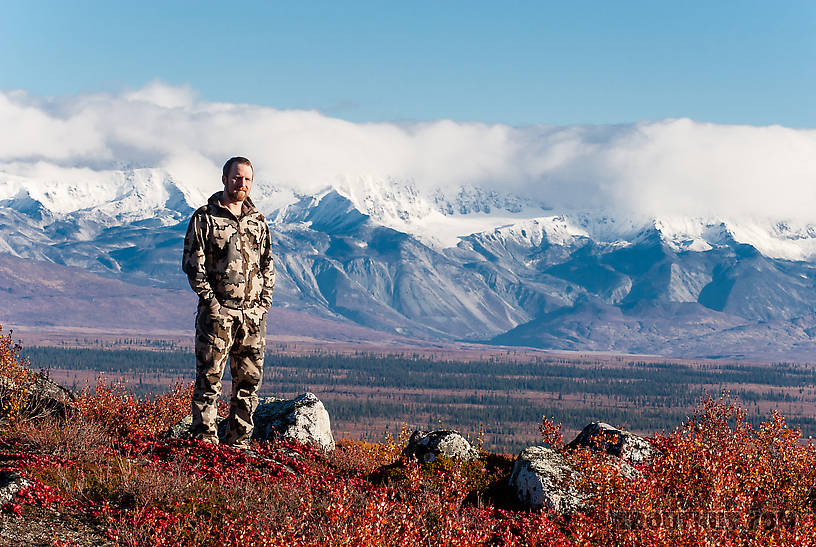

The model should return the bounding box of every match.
[0,504,113,546]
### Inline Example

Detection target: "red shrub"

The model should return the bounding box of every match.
[74,377,192,438]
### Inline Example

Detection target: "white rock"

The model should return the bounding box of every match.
[253,392,335,452]
[0,470,31,506]
[508,446,584,513]
[403,430,478,463]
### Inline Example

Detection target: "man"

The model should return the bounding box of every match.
[181,156,275,448]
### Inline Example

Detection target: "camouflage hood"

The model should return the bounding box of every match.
[182,191,275,311]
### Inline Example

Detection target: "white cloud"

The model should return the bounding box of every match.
[2,82,816,220]
[0,91,110,161]
[123,80,197,109]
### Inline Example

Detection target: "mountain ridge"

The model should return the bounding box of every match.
[2,168,816,359]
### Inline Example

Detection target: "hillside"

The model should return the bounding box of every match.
[2,326,816,545]
[0,252,421,349]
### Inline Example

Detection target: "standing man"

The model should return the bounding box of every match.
[182,157,275,449]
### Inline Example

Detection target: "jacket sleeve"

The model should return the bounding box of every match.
[258,222,275,310]
[182,211,217,305]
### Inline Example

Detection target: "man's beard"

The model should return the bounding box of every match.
[230,189,247,201]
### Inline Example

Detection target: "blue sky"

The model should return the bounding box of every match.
[2,1,814,127]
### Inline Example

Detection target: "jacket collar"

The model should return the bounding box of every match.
[207,191,259,219]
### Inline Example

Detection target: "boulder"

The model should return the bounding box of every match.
[252,393,335,452]
[0,469,30,506]
[508,446,584,513]
[165,414,193,439]
[0,372,76,420]
[403,430,478,463]
[567,422,656,465]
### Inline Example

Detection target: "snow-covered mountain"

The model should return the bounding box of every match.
[2,168,816,359]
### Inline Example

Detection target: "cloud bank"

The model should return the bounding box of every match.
[2,81,815,220]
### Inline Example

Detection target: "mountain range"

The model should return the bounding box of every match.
[1,167,816,360]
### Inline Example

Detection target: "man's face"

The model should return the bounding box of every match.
[222,162,253,202]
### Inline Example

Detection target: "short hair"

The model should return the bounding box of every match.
[222,156,253,179]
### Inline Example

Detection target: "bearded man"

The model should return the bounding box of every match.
[181,156,275,448]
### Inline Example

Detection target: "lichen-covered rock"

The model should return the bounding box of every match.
[567,422,657,465]
[252,393,335,452]
[508,446,584,513]
[165,414,194,439]
[30,373,76,408]
[403,430,478,463]
[0,373,76,419]
[0,469,30,505]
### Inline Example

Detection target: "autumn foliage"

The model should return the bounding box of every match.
[0,326,36,423]
[558,395,816,546]
[2,326,816,545]
[73,376,193,438]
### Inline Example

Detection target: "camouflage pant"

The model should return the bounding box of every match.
[191,302,266,447]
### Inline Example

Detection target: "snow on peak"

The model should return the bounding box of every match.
[715,218,816,261]
[462,212,816,262]
[0,166,187,222]
[624,215,816,260]
[333,176,434,224]
[3,165,816,261]
[592,215,816,261]
[324,176,546,248]
[267,174,816,260]
[431,185,528,216]
[476,212,647,250]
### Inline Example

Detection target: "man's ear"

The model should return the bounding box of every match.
[222,174,227,186]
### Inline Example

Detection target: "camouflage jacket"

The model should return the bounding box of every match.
[182,191,275,312]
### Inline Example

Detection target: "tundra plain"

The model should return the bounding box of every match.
[18,334,816,453]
